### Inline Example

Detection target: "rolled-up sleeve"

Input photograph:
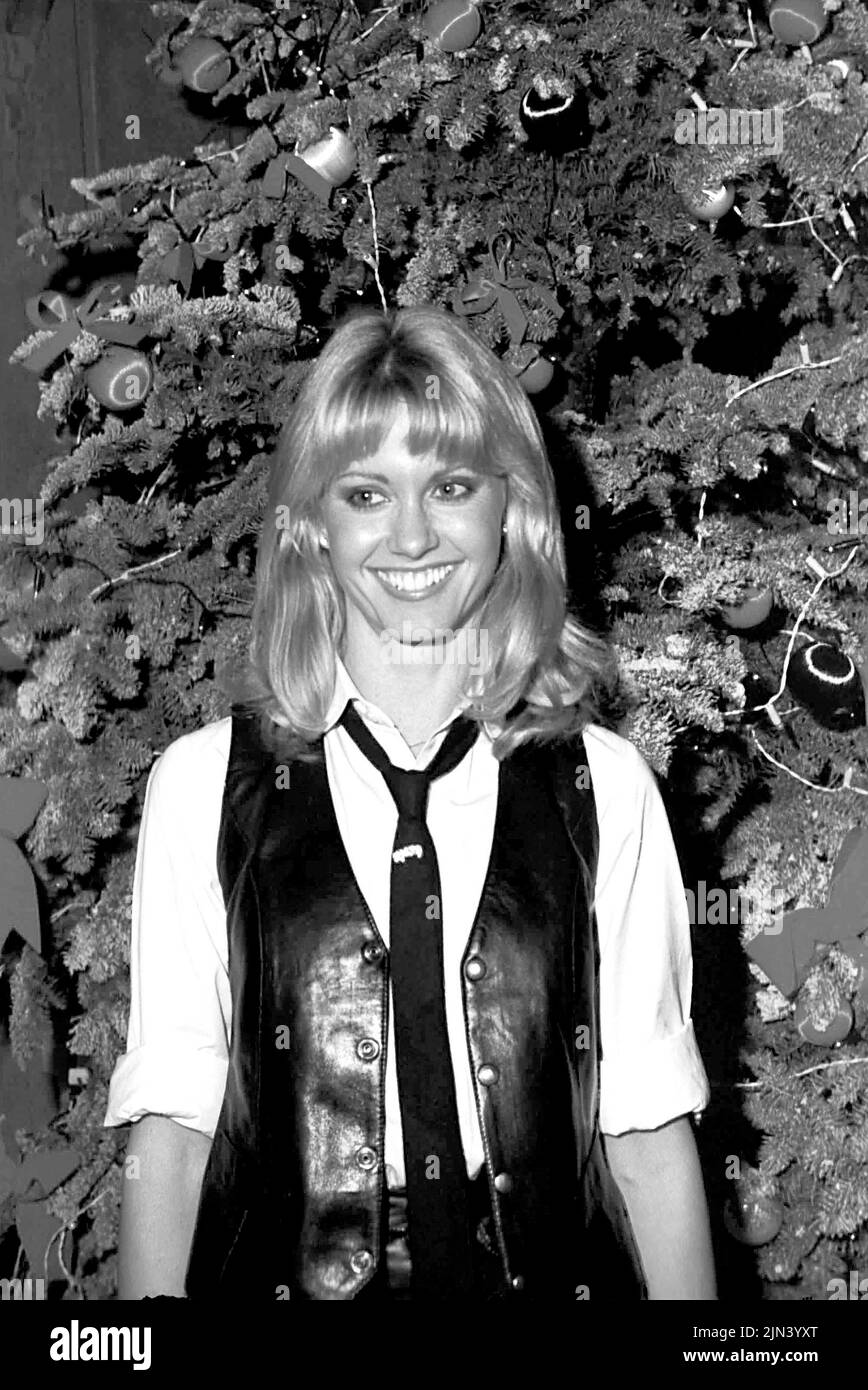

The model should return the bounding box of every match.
[588,730,711,1137]
[103,730,230,1138]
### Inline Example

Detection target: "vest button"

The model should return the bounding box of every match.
[356,1037,380,1062]
[350,1249,374,1275]
[356,1145,378,1171]
[361,941,384,964]
[477,1063,499,1086]
[464,955,486,980]
[493,1172,513,1194]
[511,1274,525,1291]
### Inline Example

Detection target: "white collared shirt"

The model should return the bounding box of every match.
[104,656,710,1185]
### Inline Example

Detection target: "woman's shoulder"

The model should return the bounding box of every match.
[581,721,648,771]
[149,715,233,794]
[578,722,660,817]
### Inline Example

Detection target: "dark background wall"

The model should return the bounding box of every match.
[0,0,239,499]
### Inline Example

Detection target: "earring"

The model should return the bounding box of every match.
[501,522,508,535]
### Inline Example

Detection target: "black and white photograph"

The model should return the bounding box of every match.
[1,0,867,1368]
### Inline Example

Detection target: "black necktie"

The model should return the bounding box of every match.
[339,699,481,1299]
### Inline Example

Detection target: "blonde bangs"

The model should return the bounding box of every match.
[301,341,512,501]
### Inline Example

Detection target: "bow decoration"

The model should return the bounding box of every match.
[262,151,333,204]
[159,230,232,295]
[451,233,564,347]
[21,282,147,376]
[746,826,868,999]
[0,774,49,955]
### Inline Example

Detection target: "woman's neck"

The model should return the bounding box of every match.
[340,633,473,748]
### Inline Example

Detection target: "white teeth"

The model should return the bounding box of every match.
[376,564,454,592]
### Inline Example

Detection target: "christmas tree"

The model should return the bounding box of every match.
[2,0,868,1300]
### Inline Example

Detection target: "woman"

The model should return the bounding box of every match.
[106,304,716,1301]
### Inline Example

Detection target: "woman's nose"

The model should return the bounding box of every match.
[388,505,437,555]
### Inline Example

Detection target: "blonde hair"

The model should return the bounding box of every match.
[221,303,619,762]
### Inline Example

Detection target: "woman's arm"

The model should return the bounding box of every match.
[603,1113,717,1300]
[117,1114,213,1299]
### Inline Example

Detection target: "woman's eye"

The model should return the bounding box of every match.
[346,489,383,509]
[345,480,474,509]
[438,480,473,500]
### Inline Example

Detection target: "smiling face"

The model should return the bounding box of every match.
[318,402,507,656]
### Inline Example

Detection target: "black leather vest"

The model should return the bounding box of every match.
[185,706,647,1300]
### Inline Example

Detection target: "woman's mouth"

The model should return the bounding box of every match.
[372,563,457,599]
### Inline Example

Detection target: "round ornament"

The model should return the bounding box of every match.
[794,995,853,1045]
[85,347,152,412]
[786,641,866,731]
[682,182,735,222]
[722,586,775,631]
[519,77,589,154]
[768,0,827,47]
[298,127,356,186]
[421,1,482,53]
[177,37,232,93]
[515,353,554,394]
[723,1178,784,1247]
[826,57,853,83]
